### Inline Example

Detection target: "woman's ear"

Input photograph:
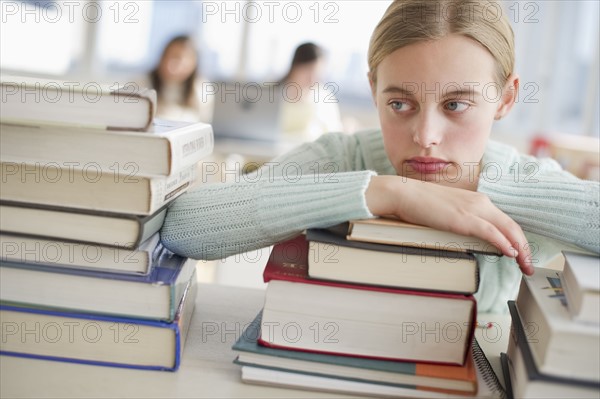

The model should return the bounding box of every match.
[495,74,519,120]
[368,71,377,106]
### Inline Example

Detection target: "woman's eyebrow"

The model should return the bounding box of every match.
[382,85,482,101]
[381,85,417,97]
[441,89,482,101]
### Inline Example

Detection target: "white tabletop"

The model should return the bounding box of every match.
[0,282,510,398]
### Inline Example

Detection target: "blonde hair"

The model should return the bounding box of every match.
[368,0,514,85]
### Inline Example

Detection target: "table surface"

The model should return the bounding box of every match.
[0,282,510,398]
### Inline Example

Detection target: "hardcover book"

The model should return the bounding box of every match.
[506,301,600,398]
[0,162,195,215]
[306,228,479,294]
[0,75,156,130]
[234,312,478,395]
[0,119,214,176]
[340,218,502,256]
[0,243,197,321]
[515,268,599,382]
[0,201,166,248]
[0,271,197,371]
[560,251,600,324]
[0,233,160,275]
[259,235,477,365]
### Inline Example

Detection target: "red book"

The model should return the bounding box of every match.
[259,235,477,366]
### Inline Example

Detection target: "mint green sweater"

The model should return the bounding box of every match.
[161,130,600,312]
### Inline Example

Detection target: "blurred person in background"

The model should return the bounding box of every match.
[144,35,213,123]
[279,42,343,140]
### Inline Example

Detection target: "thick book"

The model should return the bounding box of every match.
[515,269,600,382]
[259,235,476,365]
[0,162,195,215]
[0,270,197,371]
[0,119,214,176]
[234,312,478,395]
[506,301,600,398]
[0,243,197,321]
[560,251,600,324]
[0,201,166,248]
[0,233,160,275]
[341,218,502,256]
[306,228,479,294]
[0,75,156,130]
[239,339,505,399]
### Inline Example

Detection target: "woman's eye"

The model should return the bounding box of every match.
[445,101,469,112]
[390,101,411,111]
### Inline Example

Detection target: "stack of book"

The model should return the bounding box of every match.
[233,218,507,397]
[502,251,600,398]
[0,75,214,371]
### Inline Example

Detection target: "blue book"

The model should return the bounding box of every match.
[0,271,197,371]
[0,243,196,321]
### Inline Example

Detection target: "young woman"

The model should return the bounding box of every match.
[160,0,599,312]
[145,35,212,123]
[279,42,343,139]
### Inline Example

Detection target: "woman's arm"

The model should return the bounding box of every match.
[160,133,376,260]
[478,141,600,255]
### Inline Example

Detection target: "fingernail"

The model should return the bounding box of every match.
[509,247,519,257]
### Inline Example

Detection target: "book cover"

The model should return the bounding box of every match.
[0,270,197,371]
[515,268,599,382]
[0,119,214,176]
[0,243,197,321]
[260,235,476,365]
[306,228,479,294]
[234,311,477,395]
[0,201,167,248]
[507,301,600,395]
[561,251,600,324]
[0,162,196,215]
[0,75,156,130]
[342,218,502,256]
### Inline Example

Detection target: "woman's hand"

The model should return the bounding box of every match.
[365,175,534,275]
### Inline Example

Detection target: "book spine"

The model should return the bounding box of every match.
[148,165,196,214]
[107,88,156,131]
[167,125,214,175]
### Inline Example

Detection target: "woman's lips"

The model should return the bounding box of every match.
[405,157,451,174]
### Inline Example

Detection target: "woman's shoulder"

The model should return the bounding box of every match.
[484,139,566,175]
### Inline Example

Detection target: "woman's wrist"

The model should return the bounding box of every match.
[365,175,403,217]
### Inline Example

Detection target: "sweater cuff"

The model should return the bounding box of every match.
[256,170,377,243]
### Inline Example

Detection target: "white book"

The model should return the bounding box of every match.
[516,267,600,382]
[0,75,156,130]
[0,119,213,177]
[0,162,195,215]
[560,251,600,324]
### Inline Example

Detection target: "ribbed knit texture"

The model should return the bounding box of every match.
[160,130,599,312]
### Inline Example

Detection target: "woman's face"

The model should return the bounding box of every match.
[371,34,517,190]
[159,41,197,84]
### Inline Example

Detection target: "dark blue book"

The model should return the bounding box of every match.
[0,271,197,371]
[0,243,196,321]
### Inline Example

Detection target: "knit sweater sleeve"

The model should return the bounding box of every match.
[478,140,600,254]
[160,133,379,260]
